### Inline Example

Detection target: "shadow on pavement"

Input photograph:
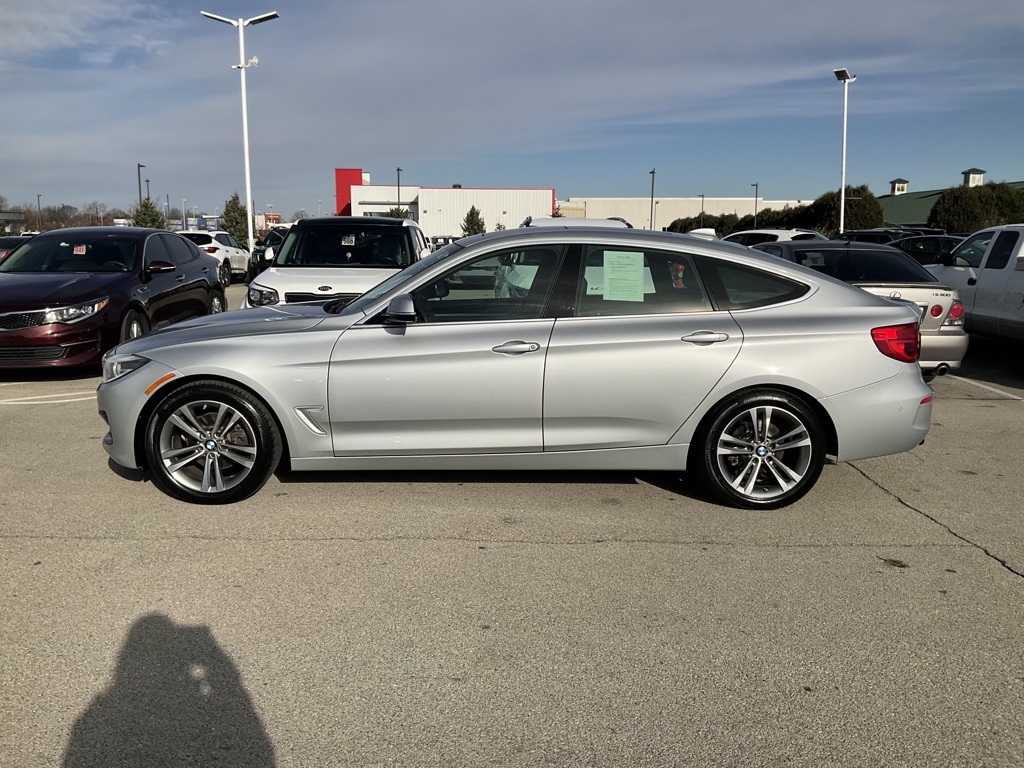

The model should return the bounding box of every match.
[62,614,275,767]
[953,335,1024,391]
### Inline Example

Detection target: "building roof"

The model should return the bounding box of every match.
[879,180,1024,226]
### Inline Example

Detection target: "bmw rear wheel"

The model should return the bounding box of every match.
[696,389,824,509]
[144,381,282,504]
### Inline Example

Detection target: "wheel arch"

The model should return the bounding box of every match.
[132,374,292,472]
[685,383,839,469]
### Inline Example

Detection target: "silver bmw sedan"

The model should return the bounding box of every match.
[97,228,933,509]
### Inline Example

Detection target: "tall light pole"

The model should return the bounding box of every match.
[145,179,151,200]
[201,9,280,252]
[699,194,705,228]
[36,194,42,231]
[182,198,187,230]
[136,163,145,207]
[317,199,322,216]
[750,182,759,226]
[396,167,402,214]
[834,67,856,235]
[649,169,656,229]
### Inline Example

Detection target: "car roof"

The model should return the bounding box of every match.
[294,216,419,229]
[27,226,162,240]
[758,240,905,253]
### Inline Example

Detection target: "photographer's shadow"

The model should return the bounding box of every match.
[63,613,275,767]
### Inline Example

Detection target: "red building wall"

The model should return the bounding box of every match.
[334,168,365,215]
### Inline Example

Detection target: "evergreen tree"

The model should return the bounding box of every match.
[551,204,564,218]
[385,207,410,219]
[132,197,166,229]
[461,206,486,236]
[221,193,250,248]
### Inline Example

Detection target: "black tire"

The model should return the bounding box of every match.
[219,259,232,286]
[119,309,150,343]
[143,381,283,504]
[694,388,825,509]
[209,289,226,314]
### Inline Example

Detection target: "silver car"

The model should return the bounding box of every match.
[97,229,933,509]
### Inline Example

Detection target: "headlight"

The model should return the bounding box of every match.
[248,285,280,306]
[102,353,150,383]
[43,297,109,325]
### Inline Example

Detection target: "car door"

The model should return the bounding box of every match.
[160,234,214,323]
[327,244,566,455]
[216,233,247,273]
[974,229,1022,337]
[542,244,743,450]
[930,230,994,319]
[139,235,187,329]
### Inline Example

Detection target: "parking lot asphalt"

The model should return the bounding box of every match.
[2,289,1023,766]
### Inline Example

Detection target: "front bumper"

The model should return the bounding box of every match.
[0,318,112,368]
[97,359,180,469]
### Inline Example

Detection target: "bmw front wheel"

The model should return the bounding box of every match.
[696,389,825,509]
[144,381,282,504]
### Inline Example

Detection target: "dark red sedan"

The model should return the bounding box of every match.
[0,227,226,368]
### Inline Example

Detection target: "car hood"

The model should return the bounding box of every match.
[0,271,132,310]
[112,304,344,357]
[252,266,400,295]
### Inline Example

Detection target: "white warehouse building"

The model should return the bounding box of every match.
[334,168,809,239]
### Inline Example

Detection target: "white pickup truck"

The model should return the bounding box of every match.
[926,224,1024,341]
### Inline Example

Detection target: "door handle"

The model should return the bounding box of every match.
[681,330,729,345]
[175,275,185,282]
[491,340,541,355]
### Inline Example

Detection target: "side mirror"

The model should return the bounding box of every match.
[146,260,176,274]
[936,252,954,267]
[263,246,274,263]
[383,294,417,324]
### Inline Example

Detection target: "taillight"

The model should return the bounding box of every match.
[203,246,218,254]
[871,322,920,363]
[943,300,965,326]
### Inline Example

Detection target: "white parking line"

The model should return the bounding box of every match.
[947,376,1023,401]
[0,392,97,405]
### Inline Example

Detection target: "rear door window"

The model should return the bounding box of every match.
[838,250,936,283]
[574,246,712,317]
[983,231,1020,270]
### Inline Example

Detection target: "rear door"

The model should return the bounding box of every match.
[974,229,1023,337]
[542,243,742,450]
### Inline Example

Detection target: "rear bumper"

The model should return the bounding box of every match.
[919,329,969,372]
[822,365,933,462]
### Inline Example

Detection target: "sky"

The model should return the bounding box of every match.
[2,0,1024,220]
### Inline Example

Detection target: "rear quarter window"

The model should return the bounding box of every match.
[839,250,937,283]
[697,257,809,310]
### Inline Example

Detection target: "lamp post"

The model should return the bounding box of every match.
[136,163,145,207]
[648,169,656,229]
[201,9,280,252]
[834,67,856,235]
[396,167,403,214]
[266,203,273,228]
[699,193,705,228]
[36,194,42,231]
[317,200,322,216]
[145,179,151,200]
[750,182,759,226]
[182,198,187,229]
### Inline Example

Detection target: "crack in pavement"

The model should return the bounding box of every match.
[851,463,1024,581]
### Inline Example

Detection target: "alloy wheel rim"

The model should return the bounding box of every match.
[715,405,813,500]
[158,400,258,494]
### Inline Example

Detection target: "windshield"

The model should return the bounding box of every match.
[0,235,138,273]
[274,223,416,269]
[180,233,214,246]
[334,242,465,315]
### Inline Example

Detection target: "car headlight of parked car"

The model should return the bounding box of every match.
[43,297,109,325]
[248,285,280,306]
[102,352,150,383]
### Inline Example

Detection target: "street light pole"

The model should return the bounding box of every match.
[699,194,705,228]
[36,194,42,231]
[396,167,402,214]
[317,200,322,216]
[750,182,759,226]
[136,163,145,207]
[145,179,151,200]
[202,9,280,253]
[182,198,187,230]
[649,169,656,229]
[834,67,857,235]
